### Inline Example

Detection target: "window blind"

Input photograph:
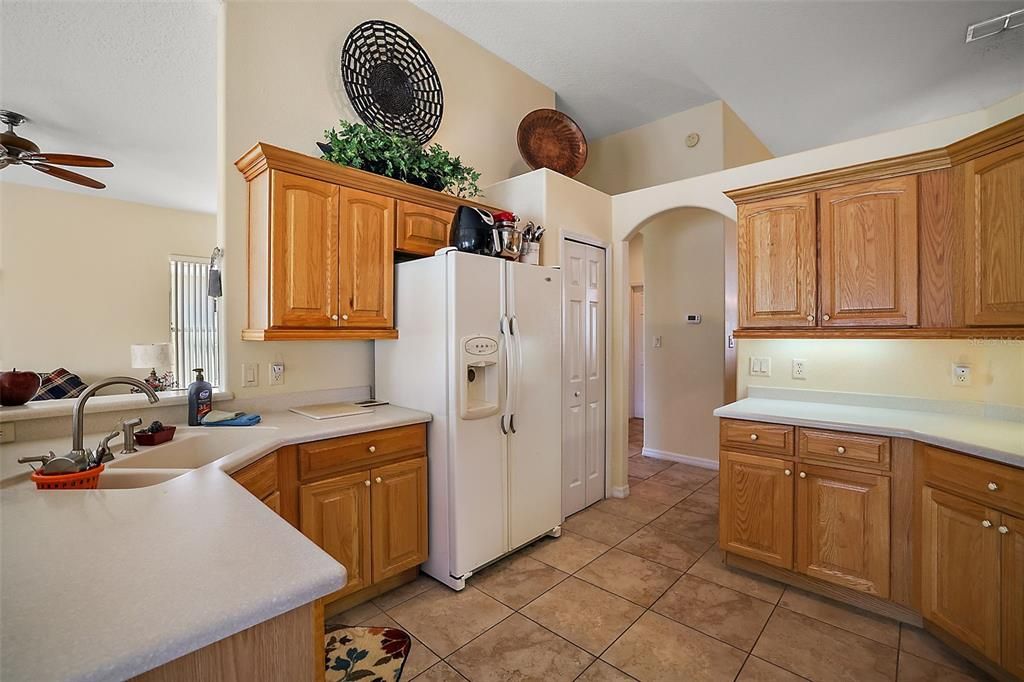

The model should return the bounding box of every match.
[169,255,221,387]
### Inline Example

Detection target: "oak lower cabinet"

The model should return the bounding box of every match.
[797,464,891,598]
[1002,515,1024,679]
[963,141,1024,326]
[720,450,794,568]
[300,456,428,601]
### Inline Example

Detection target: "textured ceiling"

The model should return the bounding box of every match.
[0,1,217,213]
[414,0,1024,154]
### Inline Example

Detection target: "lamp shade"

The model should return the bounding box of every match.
[131,343,174,369]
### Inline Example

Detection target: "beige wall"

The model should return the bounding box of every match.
[723,103,774,169]
[485,169,612,266]
[222,0,555,397]
[641,209,726,465]
[738,339,1024,407]
[627,232,644,284]
[0,182,215,384]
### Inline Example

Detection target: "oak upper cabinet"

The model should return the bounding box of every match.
[1002,514,1024,679]
[338,188,395,329]
[796,464,891,597]
[920,486,1001,662]
[370,457,428,581]
[738,193,817,327]
[270,172,340,328]
[818,176,918,326]
[963,141,1024,326]
[720,450,794,568]
[396,201,452,256]
[300,470,373,600]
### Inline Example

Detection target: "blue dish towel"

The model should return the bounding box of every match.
[203,413,262,427]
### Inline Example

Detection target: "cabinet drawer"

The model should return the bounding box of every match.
[231,452,278,500]
[299,424,426,481]
[720,419,794,456]
[798,428,891,470]
[920,444,1024,518]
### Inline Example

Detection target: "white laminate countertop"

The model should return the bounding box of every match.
[0,405,432,682]
[713,388,1023,467]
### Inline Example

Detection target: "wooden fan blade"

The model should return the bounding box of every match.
[28,162,105,189]
[21,153,113,168]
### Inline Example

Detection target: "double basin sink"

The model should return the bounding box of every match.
[99,427,276,489]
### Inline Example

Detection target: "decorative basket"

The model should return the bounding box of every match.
[135,426,176,446]
[32,464,104,490]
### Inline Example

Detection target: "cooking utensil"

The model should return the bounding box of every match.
[516,108,588,177]
[533,226,546,242]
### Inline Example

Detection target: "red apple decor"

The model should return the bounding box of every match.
[0,369,41,406]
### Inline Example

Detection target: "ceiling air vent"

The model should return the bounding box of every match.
[966,8,1024,42]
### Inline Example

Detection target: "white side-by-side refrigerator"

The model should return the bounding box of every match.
[375,249,562,590]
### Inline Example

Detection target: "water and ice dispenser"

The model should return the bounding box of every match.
[459,335,500,419]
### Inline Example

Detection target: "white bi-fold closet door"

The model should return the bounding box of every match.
[562,239,607,518]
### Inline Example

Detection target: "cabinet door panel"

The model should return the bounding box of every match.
[720,450,794,568]
[796,465,890,597]
[819,176,918,326]
[396,201,452,256]
[964,141,1024,326]
[339,189,395,328]
[270,172,339,327]
[371,457,428,581]
[1002,514,1024,678]
[300,470,371,599]
[738,193,817,328]
[920,486,1001,661]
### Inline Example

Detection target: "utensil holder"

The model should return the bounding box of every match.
[32,464,104,490]
[520,242,540,265]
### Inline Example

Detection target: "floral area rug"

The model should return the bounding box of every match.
[324,623,412,682]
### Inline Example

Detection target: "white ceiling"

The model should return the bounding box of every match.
[414,0,1024,155]
[0,1,217,213]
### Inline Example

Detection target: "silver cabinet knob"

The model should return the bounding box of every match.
[750,433,759,441]
[998,525,1009,534]
[806,315,814,322]
[375,476,382,484]
[799,471,807,479]
[837,446,846,455]
[368,445,376,453]
[982,519,993,528]
[574,391,581,397]
[784,468,792,476]
[342,314,349,321]
[823,314,831,321]
[364,480,371,487]
[987,482,999,491]
[331,314,339,320]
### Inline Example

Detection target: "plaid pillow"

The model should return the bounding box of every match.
[32,368,88,401]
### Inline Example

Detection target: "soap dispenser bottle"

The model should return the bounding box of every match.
[187,368,213,426]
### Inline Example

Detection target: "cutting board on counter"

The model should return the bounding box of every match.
[289,402,374,420]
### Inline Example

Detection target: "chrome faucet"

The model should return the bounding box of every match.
[71,377,159,459]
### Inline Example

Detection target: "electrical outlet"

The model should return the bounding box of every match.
[952,363,972,386]
[749,357,772,377]
[269,362,285,386]
[242,363,259,388]
[653,336,663,349]
[792,359,808,380]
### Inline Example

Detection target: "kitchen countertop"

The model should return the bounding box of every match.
[0,405,432,682]
[714,388,1023,467]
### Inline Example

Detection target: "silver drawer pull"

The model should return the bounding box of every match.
[799,471,807,479]
[987,481,999,491]
[342,314,350,321]
[331,314,339,321]
[784,468,792,476]
[998,525,1009,534]
[982,519,993,528]
[368,445,377,453]
[750,433,759,441]
[836,446,846,455]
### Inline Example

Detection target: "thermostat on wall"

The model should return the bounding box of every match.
[686,314,702,324]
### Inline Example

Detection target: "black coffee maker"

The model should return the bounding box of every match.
[449,207,499,256]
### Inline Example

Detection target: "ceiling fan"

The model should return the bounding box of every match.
[0,110,113,189]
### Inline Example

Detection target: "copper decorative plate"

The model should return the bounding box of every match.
[516,109,588,177]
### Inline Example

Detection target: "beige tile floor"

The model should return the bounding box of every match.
[326,418,991,681]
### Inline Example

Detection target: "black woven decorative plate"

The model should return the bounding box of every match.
[341,20,443,144]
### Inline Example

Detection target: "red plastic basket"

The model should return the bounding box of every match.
[31,464,104,490]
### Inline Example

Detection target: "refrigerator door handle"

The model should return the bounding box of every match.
[500,315,514,435]
[510,314,524,434]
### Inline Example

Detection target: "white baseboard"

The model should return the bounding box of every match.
[642,446,719,471]
[609,485,630,498]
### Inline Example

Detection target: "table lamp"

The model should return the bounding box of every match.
[131,343,175,391]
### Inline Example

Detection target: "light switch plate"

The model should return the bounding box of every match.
[242,363,259,388]
[0,421,14,443]
[749,357,771,377]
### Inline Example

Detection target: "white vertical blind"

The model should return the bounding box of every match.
[169,255,221,387]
